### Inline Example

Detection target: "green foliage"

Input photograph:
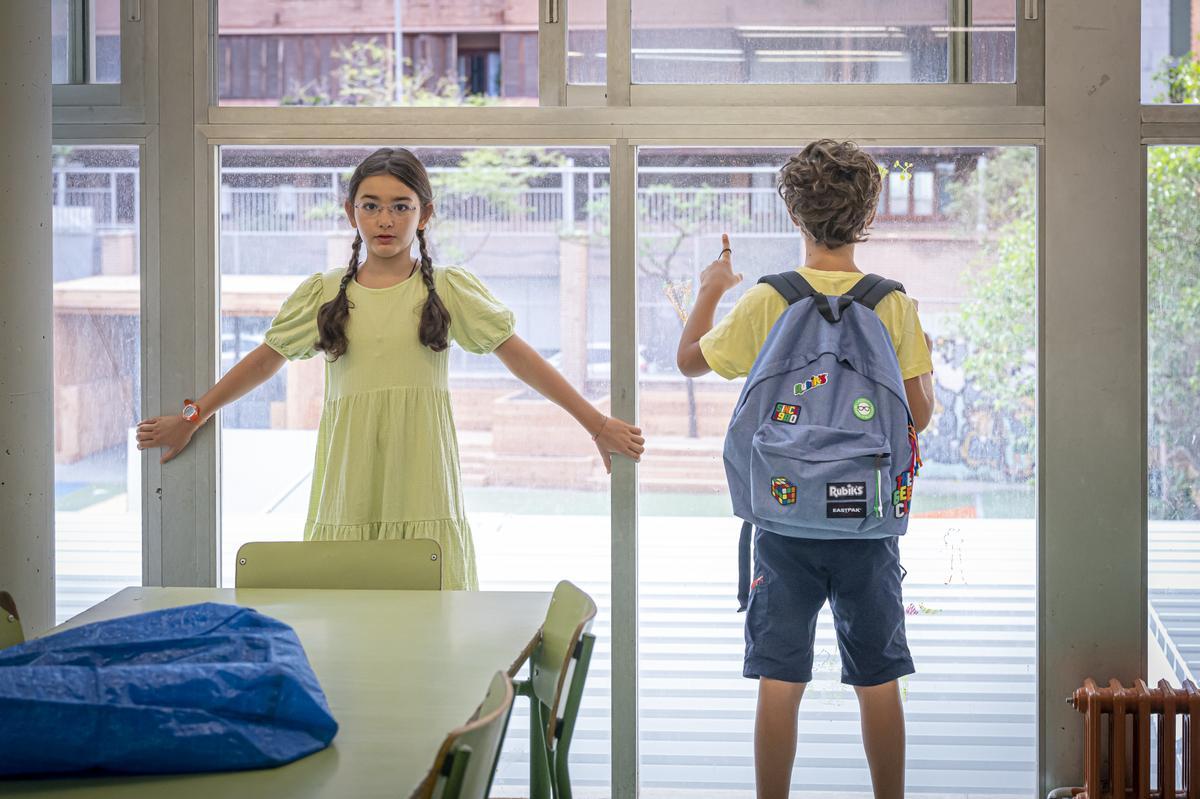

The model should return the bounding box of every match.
[947,136,1200,516]
[1153,49,1200,105]
[1147,146,1200,519]
[944,149,1037,480]
[429,148,568,265]
[430,149,566,218]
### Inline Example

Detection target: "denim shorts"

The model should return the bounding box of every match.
[743,528,915,686]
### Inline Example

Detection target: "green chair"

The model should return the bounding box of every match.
[413,670,516,799]
[234,539,442,590]
[0,591,23,650]
[517,580,598,799]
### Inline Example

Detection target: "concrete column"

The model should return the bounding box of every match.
[1042,0,1143,792]
[0,3,54,634]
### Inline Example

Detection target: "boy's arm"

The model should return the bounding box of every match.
[904,370,934,432]
[677,234,742,378]
[903,327,935,432]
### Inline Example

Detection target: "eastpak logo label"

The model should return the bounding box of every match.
[827,501,867,519]
[826,482,866,501]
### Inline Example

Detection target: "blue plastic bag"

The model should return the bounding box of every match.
[0,602,339,777]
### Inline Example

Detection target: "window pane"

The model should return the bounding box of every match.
[1147,144,1200,739]
[52,0,71,84]
[629,1,1015,85]
[92,0,121,83]
[636,147,1035,796]
[217,145,612,794]
[52,0,122,85]
[217,1,538,106]
[52,145,142,623]
[568,0,606,85]
[1142,0,1200,102]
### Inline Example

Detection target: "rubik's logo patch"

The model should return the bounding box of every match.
[772,403,799,424]
[771,477,797,506]
[793,373,828,397]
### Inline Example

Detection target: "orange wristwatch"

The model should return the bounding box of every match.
[181,399,203,425]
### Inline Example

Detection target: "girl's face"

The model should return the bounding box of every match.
[344,173,433,262]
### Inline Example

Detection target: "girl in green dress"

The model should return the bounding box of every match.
[136,147,645,589]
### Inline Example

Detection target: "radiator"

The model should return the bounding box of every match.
[1066,678,1200,799]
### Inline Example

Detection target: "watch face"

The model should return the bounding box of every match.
[183,405,198,421]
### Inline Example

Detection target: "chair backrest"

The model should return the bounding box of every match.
[0,591,23,650]
[415,670,515,799]
[234,539,442,590]
[530,580,597,744]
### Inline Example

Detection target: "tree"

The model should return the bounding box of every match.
[589,185,741,437]
[1140,55,1200,519]
[943,149,1037,483]
[282,38,493,107]
[1146,148,1200,519]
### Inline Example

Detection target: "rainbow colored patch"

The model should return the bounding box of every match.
[793,373,829,397]
[772,403,799,424]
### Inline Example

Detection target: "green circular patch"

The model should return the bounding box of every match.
[852,397,876,421]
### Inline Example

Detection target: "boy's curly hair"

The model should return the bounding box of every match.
[778,139,882,249]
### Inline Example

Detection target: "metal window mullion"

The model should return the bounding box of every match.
[949,0,970,84]
[609,139,638,799]
[206,0,220,112]
[607,0,631,106]
[539,0,567,105]
[69,0,88,84]
[142,130,163,587]
[1016,0,1045,105]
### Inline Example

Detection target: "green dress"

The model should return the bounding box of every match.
[263,265,516,590]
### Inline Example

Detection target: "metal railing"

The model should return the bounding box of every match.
[59,162,950,241]
[52,166,139,230]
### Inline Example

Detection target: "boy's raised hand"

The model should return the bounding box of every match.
[699,233,742,296]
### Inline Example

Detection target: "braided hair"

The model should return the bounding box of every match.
[315,147,451,359]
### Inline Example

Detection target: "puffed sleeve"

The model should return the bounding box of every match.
[264,273,326,361]
[438,267,517,354]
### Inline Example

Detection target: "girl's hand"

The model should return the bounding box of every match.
[698,234,742,297]
[593,416,646,474]
[135,414,199,464]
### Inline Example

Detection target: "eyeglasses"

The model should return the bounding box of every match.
[353,201,419,218]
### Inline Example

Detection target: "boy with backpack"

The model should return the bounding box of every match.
[676,140,935,799]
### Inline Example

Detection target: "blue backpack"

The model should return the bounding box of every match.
[724,271,922,610]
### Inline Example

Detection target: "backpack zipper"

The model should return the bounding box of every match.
[874,454,884,517]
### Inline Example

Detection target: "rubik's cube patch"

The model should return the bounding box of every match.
[771,403,799,424]
[771,477,797,506]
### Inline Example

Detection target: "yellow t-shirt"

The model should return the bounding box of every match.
[699,267,933,381]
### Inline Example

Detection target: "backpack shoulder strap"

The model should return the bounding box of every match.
[758,271,817,305]
[847,273,906,310]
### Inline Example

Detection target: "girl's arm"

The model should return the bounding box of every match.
[136,343,287,463]
[493,334,645,474]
